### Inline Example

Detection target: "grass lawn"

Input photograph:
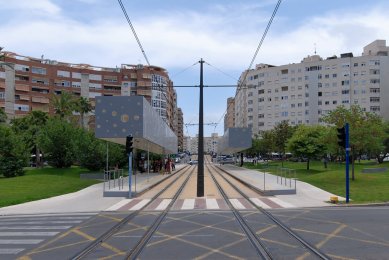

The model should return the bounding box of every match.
[0,167,100,208]
[244,160,389,204]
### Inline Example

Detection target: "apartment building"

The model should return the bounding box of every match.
[0,52,183,141]
[234,40,389,135]
[184,133,220,155]
[223,97,235,132]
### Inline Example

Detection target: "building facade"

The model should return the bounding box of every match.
[0,51,182,136]
[234,40,389,135]
[184,133,220,155]
[224,97,235,132]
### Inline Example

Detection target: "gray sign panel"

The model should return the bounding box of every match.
[218,127,252,154]
[95,96,177,154]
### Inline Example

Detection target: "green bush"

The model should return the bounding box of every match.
[0,125,28,177]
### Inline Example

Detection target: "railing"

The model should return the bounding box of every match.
[276,167,297,190]
[103,169,125,191]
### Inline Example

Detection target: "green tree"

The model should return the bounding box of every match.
[74,128,105,171]
[0,108,6,123]
[273,120,295,166]
[38,118,77,168]
[75,97,93,129]
[0,125,29,177]
[322,105,386,179]
[51,91,76,120]
[255,130,275,161]
[287,125,327,170]
[11,111,48,167]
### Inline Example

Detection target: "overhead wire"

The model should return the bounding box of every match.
[118,0,173,124]
[214,0,282,130]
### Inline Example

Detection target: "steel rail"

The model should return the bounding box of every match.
[71,165,190,260]
[206,163,273,259]
[125,166,196,259]
[212,164,330,260]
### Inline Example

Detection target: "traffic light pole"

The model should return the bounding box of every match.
[345,123,350,203]
[128,151,133,198]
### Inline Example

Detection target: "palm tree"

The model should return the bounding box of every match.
[75,97,93,129]
[51,91,76,120]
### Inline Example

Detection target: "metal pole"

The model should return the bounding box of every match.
[147,142,150,182]
[345,123,350,203]
[106,142,109,172]
[197,58,205,197]
[128,152,133,198]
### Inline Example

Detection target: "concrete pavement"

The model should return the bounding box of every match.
[0,163,344,215]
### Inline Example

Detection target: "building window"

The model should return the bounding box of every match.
[342,90,350,94]
[31,67,47,75]
[370,97,380,103]
[370,106,380,112]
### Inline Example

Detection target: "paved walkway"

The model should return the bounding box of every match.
[220,164,345,207]
[0,163,344,215]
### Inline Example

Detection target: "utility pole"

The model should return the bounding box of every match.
[197,58,204,197]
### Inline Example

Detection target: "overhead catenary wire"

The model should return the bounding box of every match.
[204,62,240,83]
[118,0,150,66]
[118,0,174,122]
[214,0,282,129]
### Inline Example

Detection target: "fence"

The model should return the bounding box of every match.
[103,169,125,191]
[276,167,297,190]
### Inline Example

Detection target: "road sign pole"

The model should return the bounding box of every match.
[345,123,350,203]
[128,152,132,198]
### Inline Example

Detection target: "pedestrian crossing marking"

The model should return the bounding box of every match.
[106,197,295,211]
[182,199,195,210]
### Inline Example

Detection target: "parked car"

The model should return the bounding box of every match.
[189,160,198,165]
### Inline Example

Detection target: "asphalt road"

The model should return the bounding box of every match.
[3,206,388,259]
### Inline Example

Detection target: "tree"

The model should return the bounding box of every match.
[74,97,93,129]
[322,105,386,179]
[51,91,76,120]
[0,108,6,123]
[11,111,48,167]
[273,121,295,166]
[38,118,77,168]
[287,125,327,170]
[0,125,29,177]
[74,128,105,171]
[255,130,275,161]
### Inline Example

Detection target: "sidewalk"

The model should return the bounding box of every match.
[0,165,185,215]
[219,164,345,207]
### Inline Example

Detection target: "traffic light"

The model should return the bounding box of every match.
[126,135,133,154]
[337,126,346,148]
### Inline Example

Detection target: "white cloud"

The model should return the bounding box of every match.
[0,0,60,15]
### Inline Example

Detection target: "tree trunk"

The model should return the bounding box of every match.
[306,159,310,170]
[36,146,41,168]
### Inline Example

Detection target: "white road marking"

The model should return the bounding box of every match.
[206,198,219,209]
[155,199,172,210]
[269,197,295,208]
[0,226,71,230]
[229,199,245,209]
[249,198,271,209]
[0,232,59,236]
[105,199,133,211]
[0,248,24,254]
[0,239,43,244]
[0,221,82,225]
[130,199,151,210]
[182,199,195,210]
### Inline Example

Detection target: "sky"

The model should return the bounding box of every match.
[1,0,389,136]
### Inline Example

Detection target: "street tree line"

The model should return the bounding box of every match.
[246,105,389,179]
[0,92,127,178]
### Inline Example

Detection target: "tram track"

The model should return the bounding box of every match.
[71,165,193,260]
[206,161,330,260]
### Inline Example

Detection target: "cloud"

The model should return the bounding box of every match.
[0,0,60,15]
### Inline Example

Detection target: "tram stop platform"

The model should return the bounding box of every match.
[218,164,297,195]
[103,164,187,197]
